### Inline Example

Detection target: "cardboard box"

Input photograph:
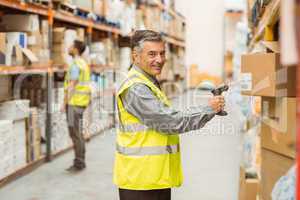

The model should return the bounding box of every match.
[0,76,12,102]
[21,48,39,64]
[93,0,104,16]
[0,100,30,120]
[5,32,28,65]
[40,20,49,34]
[52,52,66,65]
[53,28,66,43]
[239,167,258,200]
[76,28,85,42]
[73,0,92,11]
[241,46,296,97]
[52,44,66,53]
[52,0,73,3]
[26,108,41,162]
[0,15,39,32]
[260,149,295,200]
[261,97,296,158]
[27,31,42,46]
[0,33,6,64]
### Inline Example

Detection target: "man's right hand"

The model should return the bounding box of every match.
[209,96,225,113]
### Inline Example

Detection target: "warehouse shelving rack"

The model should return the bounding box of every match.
[152,0,185,24]
[248,0,281,50]
[247,0,300,199]
[0,0,186,188]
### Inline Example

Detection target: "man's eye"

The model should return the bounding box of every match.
[149,52,156,57]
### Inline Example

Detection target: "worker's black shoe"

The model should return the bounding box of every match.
[65,165,86,173]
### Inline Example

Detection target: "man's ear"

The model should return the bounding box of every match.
[132,49,139,64]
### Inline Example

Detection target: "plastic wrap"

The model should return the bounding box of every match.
[272,165,296,200]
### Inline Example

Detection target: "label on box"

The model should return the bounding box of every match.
[240,73,252,91]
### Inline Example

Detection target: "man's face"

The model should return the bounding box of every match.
[135,41,166,76]
[68,45,77,57]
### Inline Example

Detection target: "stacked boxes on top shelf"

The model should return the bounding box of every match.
[143,3,185,40]
[52,28,80,66]
[0,15,50,66]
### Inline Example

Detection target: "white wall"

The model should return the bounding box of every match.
[175,0,225,77]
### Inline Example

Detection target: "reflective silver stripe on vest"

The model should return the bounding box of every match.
[118,124,148,132]
[116,144,180,156]
[78,82,91,86]
[74,91,91,95]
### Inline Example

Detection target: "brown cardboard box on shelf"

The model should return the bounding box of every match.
[260,149,295,200]
[26,108,42,162]
[73,0,92,11]
[261,97,296,158]
[0,33,6,64]
[27,31,42,47]
[40,20,49,49]
[0,76,12,102]
[53,28,66,43]
[241,43,296,97]
[0,15,40,32]
[52,53,65,65]
[52,0,70,3]
[21,47,39,65]
[41,20,49,34]
[145,6,161,32]
[93,0,104,16]
[76,28,85,42]
[239,167,258,200]
[52,43,66,53]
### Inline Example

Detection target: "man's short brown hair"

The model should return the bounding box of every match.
[74,40,86,55]
[131,30,164,50]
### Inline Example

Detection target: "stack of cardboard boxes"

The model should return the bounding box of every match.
[26,108,42,163]
[0,32,28,66]
[134,2,185,39]
[21,76,46,108]
[0,75,12,102]
[0,15,50,67]
[52,28,78,66]
[241,42,296,200]
[0,100,30,180]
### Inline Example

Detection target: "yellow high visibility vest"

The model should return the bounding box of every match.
[64,58,91,107]
[113,68,183,190]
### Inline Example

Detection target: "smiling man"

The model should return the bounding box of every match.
[113,30,225,200]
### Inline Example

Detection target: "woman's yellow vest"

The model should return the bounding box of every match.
[64,58,91,107]
[113,68,183,190]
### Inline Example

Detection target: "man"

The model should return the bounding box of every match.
[62,40,91,172]
[113,30,225,200]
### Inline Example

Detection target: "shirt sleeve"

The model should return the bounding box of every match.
[69,63,80,81]
[120,83,216,134]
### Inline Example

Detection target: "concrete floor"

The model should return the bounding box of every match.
[0,91,243,200]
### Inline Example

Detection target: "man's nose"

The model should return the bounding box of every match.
[155,55,164,63]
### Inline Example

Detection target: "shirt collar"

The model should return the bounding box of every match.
[132,65,161,88]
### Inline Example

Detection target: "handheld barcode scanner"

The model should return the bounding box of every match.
[211,84,229,116]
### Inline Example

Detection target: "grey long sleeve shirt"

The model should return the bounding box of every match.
[120,66,216,134]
